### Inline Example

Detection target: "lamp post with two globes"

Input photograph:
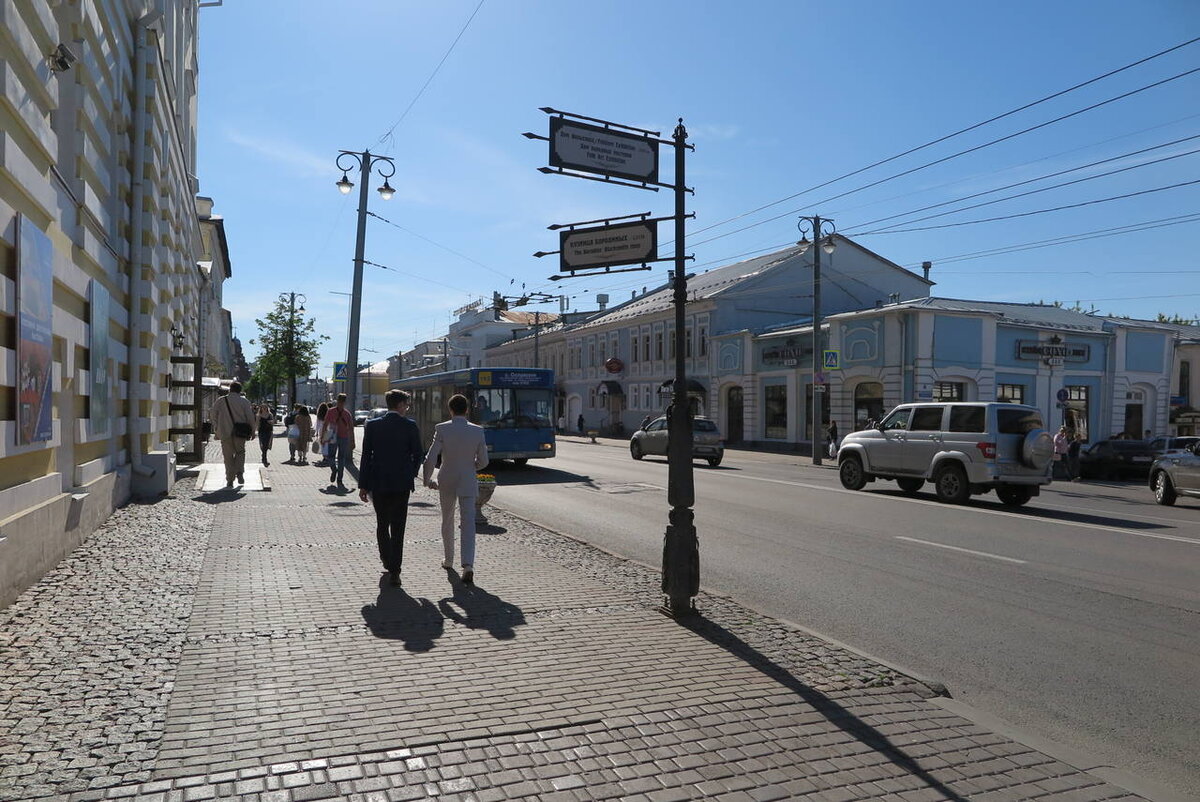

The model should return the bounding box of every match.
[334,149,395,412]
[796,215,837,465]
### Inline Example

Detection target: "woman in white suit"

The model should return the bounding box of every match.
[422,393,490,584]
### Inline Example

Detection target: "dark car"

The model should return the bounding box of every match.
[1148,440,1200,505]
[1077,439,1157,481]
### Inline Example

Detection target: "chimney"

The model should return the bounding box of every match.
[596,293,609,311]
[922,261,932,281]
[631,290,636,299]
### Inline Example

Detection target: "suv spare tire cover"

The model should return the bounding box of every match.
[1022,429,1054,469]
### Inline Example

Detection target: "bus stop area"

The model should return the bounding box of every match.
[0,434,1163,801]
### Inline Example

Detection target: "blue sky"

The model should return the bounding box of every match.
[196,1,1200,376]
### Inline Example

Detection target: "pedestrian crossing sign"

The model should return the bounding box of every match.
[823,350,840,370]
[333,361,347,382]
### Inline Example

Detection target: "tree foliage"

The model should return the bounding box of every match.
[248,297,328,401]
[1156,312,1199,325]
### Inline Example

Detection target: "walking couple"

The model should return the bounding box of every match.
[358,390,489,588]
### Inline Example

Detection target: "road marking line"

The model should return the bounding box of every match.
[727,474,1200,546]
[895,536,1027,564]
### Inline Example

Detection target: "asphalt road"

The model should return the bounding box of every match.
[489,437,1200,795]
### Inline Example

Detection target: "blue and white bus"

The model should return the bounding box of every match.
[391,367,555,464]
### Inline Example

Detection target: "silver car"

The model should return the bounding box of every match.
[837,402,1053,506]
[1148,440,1200,505]
[630,416,724,467]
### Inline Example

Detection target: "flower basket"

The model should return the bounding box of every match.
[475,474,496,523]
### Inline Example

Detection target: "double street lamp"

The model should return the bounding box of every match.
[796,215,837,466]
[334,149,396,412]
[279,292,306,407]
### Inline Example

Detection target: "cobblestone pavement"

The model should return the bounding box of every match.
[0,434,1152,800]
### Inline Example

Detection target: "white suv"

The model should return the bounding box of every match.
[837,402,1054,506]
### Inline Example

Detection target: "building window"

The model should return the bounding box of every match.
[764,384,788,439]
[997,383,1025,404]
[933,382,964,401]
[699,326,708,357]
[686,326,692,358]
[668,326,676,359]
[644,333,651,362]
[599,339,606,366]
[589,388,596,409]
[655,331,664,360]
[631,335,639,363]
[1180,361,1191,406]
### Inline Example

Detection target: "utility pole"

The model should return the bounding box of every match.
[497,292,557,369]
[279,291,306,406]
[796,216,837,465]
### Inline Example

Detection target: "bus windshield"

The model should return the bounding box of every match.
[473,388,553,429]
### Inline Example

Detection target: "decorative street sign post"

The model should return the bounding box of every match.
[525,108,698,617]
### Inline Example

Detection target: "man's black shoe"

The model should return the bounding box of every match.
[388,570,401,587]
[461,569,474,586]
[236,473,244,484]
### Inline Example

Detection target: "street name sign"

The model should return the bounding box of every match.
[560,220,657,271]
[550,117,659,183]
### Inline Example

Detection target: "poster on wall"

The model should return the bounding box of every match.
[16,214,55,446]
[90,279,111,434]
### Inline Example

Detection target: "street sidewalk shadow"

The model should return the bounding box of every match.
[361,576,445,652]
[488,465,593,486]
[680,615,968,802]
[437,575,526,640]
[194,487,247,504]
[476,522,508,535]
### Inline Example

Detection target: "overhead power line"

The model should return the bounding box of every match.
[675,35,1200,243]
[846,133,1200,231]
[687,66,1200,250]
[855,179,1200,235]
[365,210,516,281]
[375,0,487,148]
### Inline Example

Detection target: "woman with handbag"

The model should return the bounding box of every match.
[314,402,330,467]
[291,404,314,465]
[256,404,275,466]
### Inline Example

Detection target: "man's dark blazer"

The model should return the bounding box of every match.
[358,412,424,494]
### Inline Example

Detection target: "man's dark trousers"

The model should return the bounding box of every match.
[373,490,411,571]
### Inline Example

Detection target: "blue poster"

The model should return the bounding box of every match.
[16,215,55,446]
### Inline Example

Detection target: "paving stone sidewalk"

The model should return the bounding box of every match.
[0,434,1153,800]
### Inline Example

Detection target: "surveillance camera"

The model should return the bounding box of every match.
[49,42,77,72]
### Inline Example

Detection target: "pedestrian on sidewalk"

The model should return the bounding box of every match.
[211,380,254,487]
[1053,425,1069,480]
[557,413,565,434]
[314,402,329,466]
[256,403,275,466]
[577,413,585,436]
[423,393,489,585]
[290,403,314,464]
[359,389,424,587]
[325,393,355,490]
[1067,431,1083,481]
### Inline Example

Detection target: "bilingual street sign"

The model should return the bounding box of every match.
[823,349,840,370]
[333,361,347,382]
[560,220,657,272]
[550,117,659,183]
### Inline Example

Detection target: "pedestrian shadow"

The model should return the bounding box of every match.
[679,615,968,802]
[361,577,445,652]
[437,576,526,640]
[476,522,508,535]
[194,487,247,504]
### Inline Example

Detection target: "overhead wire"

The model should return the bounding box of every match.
[667,36,1200,246]
[366,210,517,281]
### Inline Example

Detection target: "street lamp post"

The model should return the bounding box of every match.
[796,216,837,466]
[280,291,307,407]
[334,149,395,413]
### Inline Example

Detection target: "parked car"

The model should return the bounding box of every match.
[837,402,1053,506]
[1146,435,1200,458]
[368,407,388,422]
[630,416,724,466]
[353,408,372,426]
[1077,440,1157,481]
[1148,441,1200,505]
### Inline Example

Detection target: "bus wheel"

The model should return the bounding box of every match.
[512,458,528,466]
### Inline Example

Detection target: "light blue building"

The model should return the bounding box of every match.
[724,298,1192,449]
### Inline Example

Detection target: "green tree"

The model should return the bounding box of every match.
[249,296,328,405]
[1156,312,1198,325]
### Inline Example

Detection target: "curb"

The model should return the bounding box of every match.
[929,697,1190,802]
[492,503,949,699]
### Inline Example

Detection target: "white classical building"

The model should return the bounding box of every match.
[0,2,229,606]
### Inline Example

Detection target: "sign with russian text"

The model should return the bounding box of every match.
[16,214,55,445]
[478,370,554,388]
[1016,340,1089,362]
[549,117,659,183]
[560,220,657,271]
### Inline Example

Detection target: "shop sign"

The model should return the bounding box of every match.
[1016,339,1089,362]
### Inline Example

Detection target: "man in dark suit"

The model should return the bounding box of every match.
[358,389,424,587]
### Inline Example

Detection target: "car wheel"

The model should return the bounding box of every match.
[630,441,643,460]
[1153,472,1177,506]
[839,454,868,491]
[896,477,923,494]
[706,454,723,467]
[934,463,970,504]
[996,486,1033,507]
